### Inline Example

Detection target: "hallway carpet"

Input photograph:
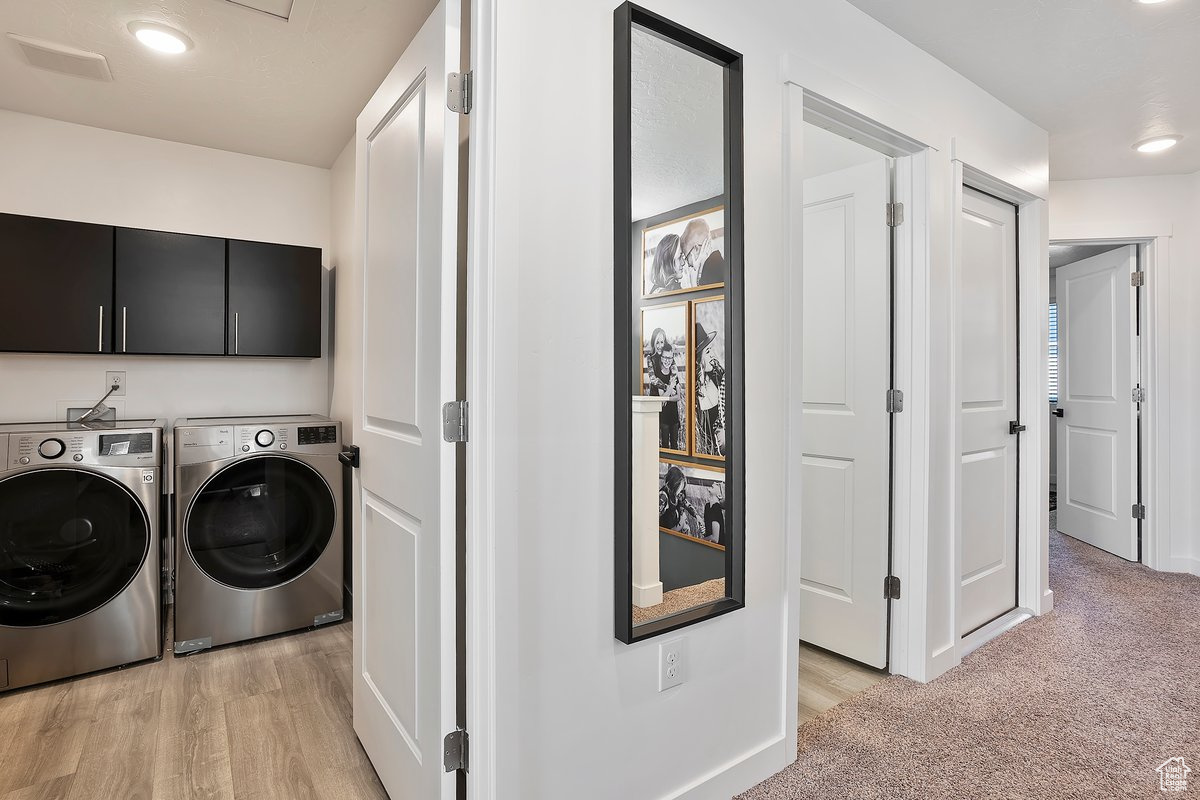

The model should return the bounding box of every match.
[739,531,1200,799]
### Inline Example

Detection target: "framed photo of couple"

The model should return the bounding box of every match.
[658,460,727,550]
[640,199,726,299]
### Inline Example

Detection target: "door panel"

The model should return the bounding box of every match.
[0,213,113,354]
[959,187,1018,636]
[1055,246,1137,560]
[800,159,890,668]
[352,2,459,797]
[115,228,225,355]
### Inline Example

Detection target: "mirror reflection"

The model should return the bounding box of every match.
[628,24,730,629]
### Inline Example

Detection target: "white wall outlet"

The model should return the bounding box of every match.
[658,637,687,692]
[105,371,126,396]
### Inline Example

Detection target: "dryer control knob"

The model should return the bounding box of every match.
[18,456,30,465]
[255,430,275,447]
[242,445,251,452]
[38,439,65,459]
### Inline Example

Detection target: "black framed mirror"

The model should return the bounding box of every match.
[614,3,745,644]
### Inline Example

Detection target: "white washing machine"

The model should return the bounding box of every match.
[173,415,344,654]
[0,419,164,692]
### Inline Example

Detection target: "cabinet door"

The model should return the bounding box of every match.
[0,213,113,353]
[115,229,226,355]
[227,240,322,357]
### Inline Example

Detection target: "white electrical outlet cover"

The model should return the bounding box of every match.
[658,637,687,692]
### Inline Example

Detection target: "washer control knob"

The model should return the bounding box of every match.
[73,454,84,462]
[38,439,65,459]
[242,444,251,452]
[279,443,287,450]
[18,456,30,465]
[255,430,275,447]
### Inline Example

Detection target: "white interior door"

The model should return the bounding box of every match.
[1055,246,1138,560]
[352,1,460,797]
[799,159,890,668]
[959,186,1019,636]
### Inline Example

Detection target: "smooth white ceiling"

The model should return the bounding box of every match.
[0,0,437,167]
[631,27,724,221]
[1049,243,1124,269]
[845,0,1200,180]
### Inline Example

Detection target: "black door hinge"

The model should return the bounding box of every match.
[444,729,469,773]
[339,445,360,469]
[884,575,901,600]
[1132,503,1146,520]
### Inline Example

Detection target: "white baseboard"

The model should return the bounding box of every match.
[1041,589,1054,613]
[1163,556,1200,578]
[665,734,791,800]
[633,581,664,608]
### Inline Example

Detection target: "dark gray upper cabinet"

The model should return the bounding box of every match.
[228,239,322,358]
[115,228,226,355]
[0,213,114,354]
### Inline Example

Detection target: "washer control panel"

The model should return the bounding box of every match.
[5,427,161,469]
[175,418,342,465]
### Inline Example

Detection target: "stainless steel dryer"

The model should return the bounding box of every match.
[0,419,164,692]
[173,415,343,654]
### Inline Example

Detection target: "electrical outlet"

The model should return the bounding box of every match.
[105,371,126,396]
[658,637,687,692]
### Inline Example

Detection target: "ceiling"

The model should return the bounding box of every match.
[802,121,887,179]
[0,0,437,167]
[845,0,1200,181]
[1049,243,1125,269]
[630,27,724,221]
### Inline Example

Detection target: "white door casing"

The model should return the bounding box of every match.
[799,159,890,668]
[1055,245,1138,561]
[959,186,1019,637]
[352,1,460,798]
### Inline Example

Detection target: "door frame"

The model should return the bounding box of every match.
[785,84,934,691]
[1049,232,1171,574]
[952,163,1049,660]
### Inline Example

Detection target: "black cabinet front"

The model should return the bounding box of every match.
[115,229,226,355]
[0,213,114,354]
[228,239,322,358]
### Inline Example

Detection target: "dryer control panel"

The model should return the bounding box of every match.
[174,419,342,465]
[3,427,161,470]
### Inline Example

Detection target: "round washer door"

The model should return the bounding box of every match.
[0,469,150,628]
[185,456,335,590]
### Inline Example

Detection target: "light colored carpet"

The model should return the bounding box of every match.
[739,530,1200,799]
[632,578,725,626]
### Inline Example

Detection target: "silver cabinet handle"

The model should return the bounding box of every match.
[98,306,104,352]
[234,312,239,355]
[122,306,128,352]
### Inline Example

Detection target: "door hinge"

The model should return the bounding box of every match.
[444,729,469,773]
[886,202,904,228]
[1131,271,1146,287]
[1009,420,1027,435]
[1132,386,1146,403]
[884,575,901,600]
[447,71,473,114]
[1132,503,1146,520]
[442,401,469,443]
[886,389,904,413]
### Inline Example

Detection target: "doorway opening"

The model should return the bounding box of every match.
[1048,240,1145,565]
[795,116,898,715]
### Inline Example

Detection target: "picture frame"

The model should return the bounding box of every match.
[639,302,690,456]
[639,202,726,299]
[657,459,727,551]
[691,295,727,461]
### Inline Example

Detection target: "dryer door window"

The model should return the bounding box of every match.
[186,456,335,590]
[0,470,150,627]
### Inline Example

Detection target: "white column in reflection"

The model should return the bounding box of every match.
[632,396,666,608]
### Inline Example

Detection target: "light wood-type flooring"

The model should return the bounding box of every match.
[0,621,388,800]
[797,642,886,726]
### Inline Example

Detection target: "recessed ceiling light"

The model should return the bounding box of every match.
[1133,0,1170,4]
[1134,135,1181,154]
[127,21,193,55]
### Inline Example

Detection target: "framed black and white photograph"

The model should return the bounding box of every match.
[640,302,689,455]
[692,296,726,460]
[641,205,726,298]
[658,460,727,549]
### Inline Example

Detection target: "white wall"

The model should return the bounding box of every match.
[0,110,332,424]
[482,0,1048,798]
[1050,172,1200,576]
[328,138,358,430]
